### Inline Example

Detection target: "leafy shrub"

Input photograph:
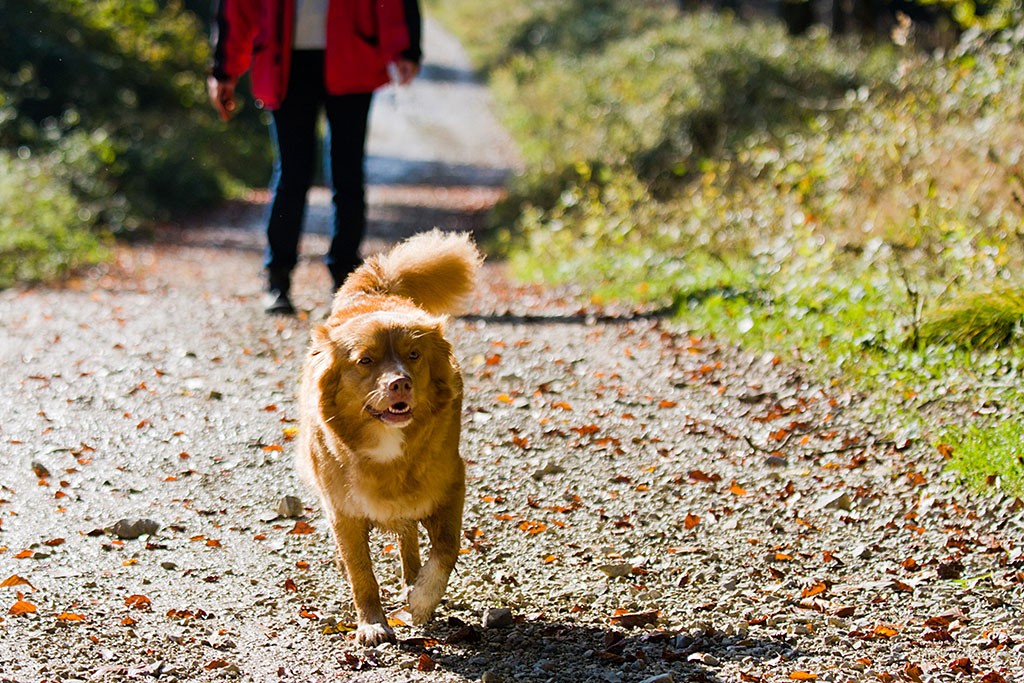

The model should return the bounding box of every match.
[0,0,271,285]
[0,0,272,286]
[432,0,1024,492]
[0,151,108,288]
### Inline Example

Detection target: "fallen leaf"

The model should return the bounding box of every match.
[518,520,547,535]
[417,653,436,672]
[949,658,975,674]
[688,470,721,484]
[205,539,222,547]
[871,624,899,638]
[789,672,817,681]
[9,593,36,615]
[609,609,659,628]
[124,594,152,611]
[288,520,315,535]
[204,659,231,671]
[684,513,701,530]
[729,481,748,496]
[13,550,33,559]
[801,582,828,598]
[299,607,317,619]
[0,575,35,590]
[56,612,85,622]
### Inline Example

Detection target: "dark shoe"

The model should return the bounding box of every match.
[262,288,295,315]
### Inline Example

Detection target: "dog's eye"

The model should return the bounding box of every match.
[408,350,420,361]
[356,356,374,366]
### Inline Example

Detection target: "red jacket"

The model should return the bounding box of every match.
[211,0,420,109]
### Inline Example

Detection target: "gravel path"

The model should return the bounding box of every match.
[2,17,1023,683]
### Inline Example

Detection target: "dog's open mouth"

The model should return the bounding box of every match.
[366,402,413,426]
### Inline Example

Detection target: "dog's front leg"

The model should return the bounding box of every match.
[332,516,394,646]
[398,523,422,591]
[409,493,463,624]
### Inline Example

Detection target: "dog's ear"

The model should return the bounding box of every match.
[424,322,459,410]
[307,325,340,405]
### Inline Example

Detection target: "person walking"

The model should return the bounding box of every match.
[208,0,422,314]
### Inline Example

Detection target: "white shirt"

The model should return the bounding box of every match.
[294,0,327,49]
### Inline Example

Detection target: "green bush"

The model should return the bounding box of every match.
[0,151,108,288]
[432,0,1024,492]
[0,0,272,285]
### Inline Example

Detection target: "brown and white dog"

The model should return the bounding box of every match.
[297,230,481,646]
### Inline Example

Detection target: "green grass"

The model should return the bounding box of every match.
[429,0,1024,495]
[939,421,1024,498]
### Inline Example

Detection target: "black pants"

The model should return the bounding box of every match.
[265,49,373,290]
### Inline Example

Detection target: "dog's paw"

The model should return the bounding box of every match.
[408,570,447,625]
[356,621,396,647]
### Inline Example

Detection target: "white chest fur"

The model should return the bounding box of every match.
[359,427,406,463]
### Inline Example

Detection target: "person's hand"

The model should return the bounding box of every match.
[208,75,238,122]
[391,59,420,86]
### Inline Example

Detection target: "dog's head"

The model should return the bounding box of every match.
[307,308,459,432]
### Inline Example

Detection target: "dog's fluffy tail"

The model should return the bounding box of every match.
[339,230,483,316]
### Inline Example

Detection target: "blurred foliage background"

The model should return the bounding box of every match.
[0,0,271,287]
[428,0,1024,494]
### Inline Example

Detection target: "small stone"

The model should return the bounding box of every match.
[687,652,720,667]
[764,455,787,468]
[531,462,565,480]
[597,563,632,578]
[818,491,852,511]
[480,671,501,683]
[160,562,178,571]
[109,518,160,540]
[937,558,964,580]
[276,495,304,519]
[640,674,675,683]
[482,607,514,629]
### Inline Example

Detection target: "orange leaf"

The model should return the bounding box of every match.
[609,609,659,628]
[518,520,547,535]
[684,513,701,530]
[658,400,677,409]
[9,593,36,615]
[688,470,721,484]
[872,624,899,638]
[120,615,137,626]
[802,582,827,598]
[13,550,33,559]
[288,520,315,535]
[789,672,818,680]
[551,401,573,411]
[56,612,85,622]
[729,482,748,496]
[284,578,297,592]
[417,653,437,672]
[299,607,317,619]
[124,594,152,611]
[205,539,222,547]
[262,443,283,453]
[0,575,35,590]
